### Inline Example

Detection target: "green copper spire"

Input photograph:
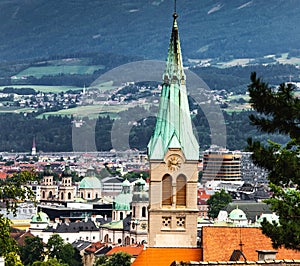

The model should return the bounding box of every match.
[148,11,199,161]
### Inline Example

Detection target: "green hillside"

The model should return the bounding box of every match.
[0,0,300,62]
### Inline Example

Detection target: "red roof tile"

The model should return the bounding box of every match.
[0,171,7,179]
[202,227,300,261]
[132,248,202,266]
[106,245,144,257]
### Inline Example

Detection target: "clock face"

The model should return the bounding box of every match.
[168,155,181,171]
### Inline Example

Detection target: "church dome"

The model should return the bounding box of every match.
[114,193,132,211]
[114,180,133,210]
[122,179,131,187]
[132,177,148,202]
[136,177,146,186]
[229,207,247,221]
[31,211,50,223]
[79,176,102,189]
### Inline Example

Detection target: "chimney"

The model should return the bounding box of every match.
[256,250,277,261]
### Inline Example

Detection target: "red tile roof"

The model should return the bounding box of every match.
[197,188,210,200]
[202,227,300,261]
[10,230,36,246]
[85,241,106,253]
[132,248,202,266]
[0,171,7,179]
[106,245,144,257]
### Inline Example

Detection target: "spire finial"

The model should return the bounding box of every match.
[173,0,178,19]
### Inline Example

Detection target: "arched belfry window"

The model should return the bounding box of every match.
[162,175,172,205]
[176,175,186,206]
[142,206,146,218]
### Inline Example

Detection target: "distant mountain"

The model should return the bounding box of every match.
[1,0,300,62]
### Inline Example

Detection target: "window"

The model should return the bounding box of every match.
[142,206,146,218]
[61,192,64,200]
[176,216,186,228]
[162,216,171,228]
[125,236,130,245]
[68,192,71,200]
[120,212,124,220]
[87,192,91,199]
[104,234,109,243]
[176,175,186,206]
[42,191,45,199]
[162,175,172,205]
[133,206,136,218]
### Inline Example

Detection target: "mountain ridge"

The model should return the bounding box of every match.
[0,0,299,62]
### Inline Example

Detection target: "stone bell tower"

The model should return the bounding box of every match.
[147,10,199,248]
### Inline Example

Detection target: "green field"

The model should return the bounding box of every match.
[37,104,130,119]
[0,85,82,93]
[89,81,116,93]
[14,65,105,78]
[0,106,34,114]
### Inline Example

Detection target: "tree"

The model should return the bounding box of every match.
[0,170,37,266]
[20,236,45,265]
[93,252,132,266]
[59,243,83,266]
[247,72,300,250]
[207,189,232,219]
[46,234,83,266]
[32,258,68,266]
[47,234,65,260]
[107,252,132,266]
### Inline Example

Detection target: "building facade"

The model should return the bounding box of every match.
[202,149,241,184]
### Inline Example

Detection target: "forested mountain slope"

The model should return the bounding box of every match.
[0,0,299,62]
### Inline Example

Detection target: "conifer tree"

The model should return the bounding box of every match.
[247,72,300,250]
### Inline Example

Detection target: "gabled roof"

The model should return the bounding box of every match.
[84,241,108,255]
[102,215,131,231]
[10,230,36,246]
[132,247,202,266]
[225,201,272,222]
[101,177,123,184]
[72,240,92,251]
[45,220,98,233]
[106,245,144,257]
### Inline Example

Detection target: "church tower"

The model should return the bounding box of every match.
[31,136,37,156]
[147,10,199,248]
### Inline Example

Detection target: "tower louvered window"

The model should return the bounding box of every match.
[162,175,172,205]
[176,175,186,206]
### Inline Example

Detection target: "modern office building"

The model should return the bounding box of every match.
[202,149,241,184]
